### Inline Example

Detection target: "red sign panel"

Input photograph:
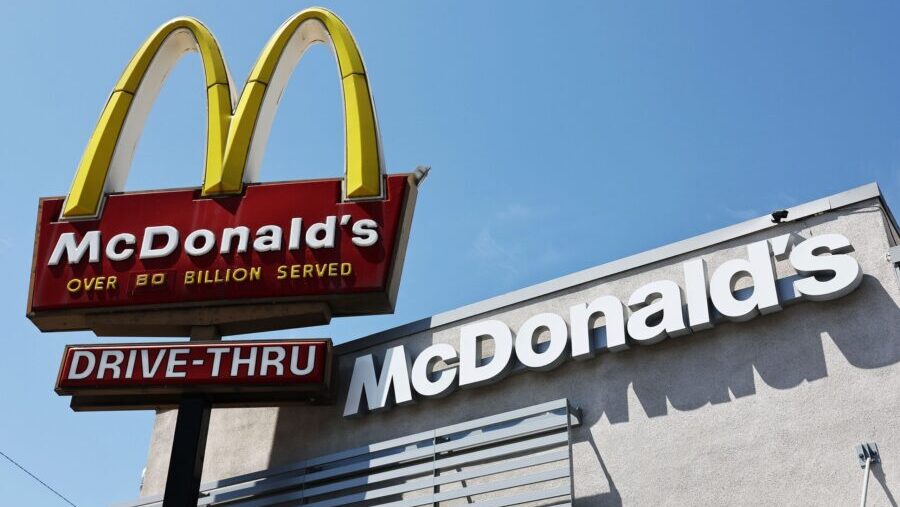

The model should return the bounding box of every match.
[28,175,417,335]
[56,339,333,410]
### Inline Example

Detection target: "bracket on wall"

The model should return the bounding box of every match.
[889,246,900,265]
[856,442,880,507]
[889,246,900,288]
[856,442,880,468]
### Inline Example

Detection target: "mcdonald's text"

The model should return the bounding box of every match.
[48,215,378,266]
[344,233,864,416]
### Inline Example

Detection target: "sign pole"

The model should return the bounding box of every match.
[162,395,211,506]
[162,327,220,506]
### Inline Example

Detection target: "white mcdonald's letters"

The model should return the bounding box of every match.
[66,345,318,381]
[47,216,380,266]
[344,233,864,417]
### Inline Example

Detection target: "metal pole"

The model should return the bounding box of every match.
[162,327,220,507]
[162,395,211,506]
[859,457,872,507]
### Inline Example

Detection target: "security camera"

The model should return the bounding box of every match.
[771,209,789,223]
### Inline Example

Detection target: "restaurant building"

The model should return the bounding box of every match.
[125,182,899,506]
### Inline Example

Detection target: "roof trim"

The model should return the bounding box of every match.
[337,182,888,355]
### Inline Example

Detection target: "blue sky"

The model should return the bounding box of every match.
[2,1,899,504]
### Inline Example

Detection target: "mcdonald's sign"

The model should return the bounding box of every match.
[27,8,422,336]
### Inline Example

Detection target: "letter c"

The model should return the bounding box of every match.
[411,343,458,398]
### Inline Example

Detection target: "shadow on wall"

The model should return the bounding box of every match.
[568,274,900,427]
[577,431,622,507]
[264,273,899,499]
[567,274,899,506]
[873,462,899,507]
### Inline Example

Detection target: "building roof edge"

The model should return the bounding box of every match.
[336,182,888,355]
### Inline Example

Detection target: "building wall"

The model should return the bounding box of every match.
[141,195,900,506]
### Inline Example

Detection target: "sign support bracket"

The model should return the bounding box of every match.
[162,326,220,507]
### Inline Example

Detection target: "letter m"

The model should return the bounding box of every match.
[49,231,101,265]
[343,346,412,417]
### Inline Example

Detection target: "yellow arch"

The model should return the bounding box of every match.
[63,17,233,218]
[210,8,383,199]
[63,7,383,219]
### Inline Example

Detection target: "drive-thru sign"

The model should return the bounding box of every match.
[57,339,334,410]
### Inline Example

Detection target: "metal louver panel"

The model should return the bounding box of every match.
[118,398,580,507]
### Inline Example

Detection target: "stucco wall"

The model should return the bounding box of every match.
[141,197,900,506]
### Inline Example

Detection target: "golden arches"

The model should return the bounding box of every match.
[63,7,382,219]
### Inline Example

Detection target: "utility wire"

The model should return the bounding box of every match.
[0,449,78,507]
